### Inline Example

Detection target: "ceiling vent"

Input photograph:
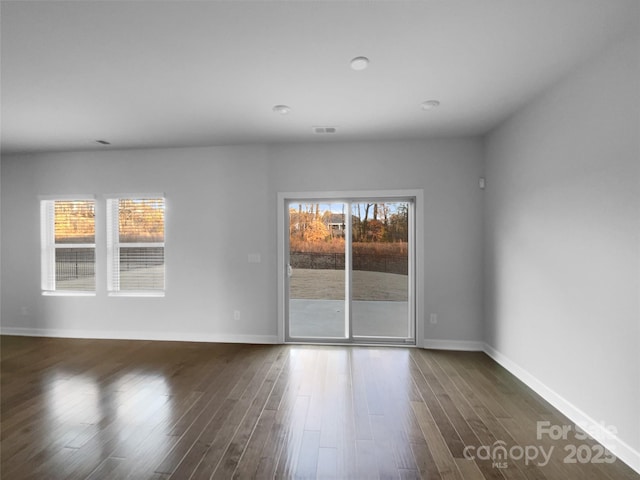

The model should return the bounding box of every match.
[313,126,338,134]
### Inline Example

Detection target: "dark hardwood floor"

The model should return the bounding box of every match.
[1,336,637,479]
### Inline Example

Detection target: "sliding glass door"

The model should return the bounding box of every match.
[286,198,414,344]
[351,201,411,339]
[288,202,348,339]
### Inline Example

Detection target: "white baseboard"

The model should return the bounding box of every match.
[423,339,484,351]
[0,326,279,345]
[484,343,640,475]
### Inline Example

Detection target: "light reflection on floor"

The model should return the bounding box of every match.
[40,368,174,471]
[279,346,415,476]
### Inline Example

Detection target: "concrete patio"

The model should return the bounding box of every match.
[289,299,410,339]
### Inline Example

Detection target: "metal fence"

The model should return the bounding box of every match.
[55,247,164,281]
[119,247,164,271]
[290,251,407,275]
[55,249,95,281]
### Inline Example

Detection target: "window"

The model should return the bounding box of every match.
[41,199,96,294]
[107,197,165,296]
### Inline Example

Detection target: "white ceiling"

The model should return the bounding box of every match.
[1,0,638,154]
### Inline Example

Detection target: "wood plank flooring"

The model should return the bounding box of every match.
[1,336,637,479]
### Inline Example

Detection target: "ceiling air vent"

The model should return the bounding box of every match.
[313,126,338,134]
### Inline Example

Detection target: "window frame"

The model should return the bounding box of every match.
[40,195,97,296]
[106,194,166,297]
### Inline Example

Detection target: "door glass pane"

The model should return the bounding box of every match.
[351,201,410,338]
[288,202,347,339]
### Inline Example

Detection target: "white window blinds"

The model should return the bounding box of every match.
[107,197,165,295]
[41,199,96,293]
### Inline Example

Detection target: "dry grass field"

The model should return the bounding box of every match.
[289,268,408,301]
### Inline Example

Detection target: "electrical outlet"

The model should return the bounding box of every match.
[233,310,241,321]
[429,313,438,324]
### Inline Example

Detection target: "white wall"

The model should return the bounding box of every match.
[1,145,278,342]
[268,139,485,347]
[484,31,640,468]
[0,138,485,346]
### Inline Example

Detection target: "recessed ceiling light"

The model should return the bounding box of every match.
[421,100,440,111]
[272,105,291,115]
[350,56,369,71]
